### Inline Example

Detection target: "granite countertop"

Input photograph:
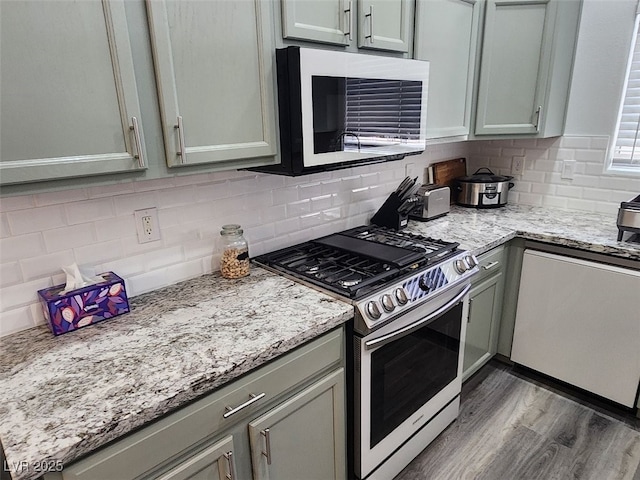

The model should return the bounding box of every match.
[0,268,353,480]
[406,204,640,261]
[1,203,640,480]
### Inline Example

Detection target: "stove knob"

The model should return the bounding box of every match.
[394,287,409,306]
[381,294,395,312]
[418,276,434,292]
[465,255,478,268]
[454,258,469,274]
[366,301,382,320]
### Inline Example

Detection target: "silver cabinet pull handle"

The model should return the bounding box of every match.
[223,392,266,418]
[130,116,145,168]
[365,5,374,42]
[482,261,499,270]
[261,428,272,465]
[344,0,353,41]
[174,115,187,164]
[534,105,542,131]
[223,451,235,480]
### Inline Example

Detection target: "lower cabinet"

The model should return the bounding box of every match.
[462,246,506,381]
[45,328,346,480]
[155,436,235,480]
[248,369,345,480]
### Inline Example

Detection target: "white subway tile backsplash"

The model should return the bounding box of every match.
[566,198,597,211]
[273,186,299,205]
[65,198,115,225]
[0,233,46,263]
[34,189,89,206]
[87,182,136,198]
[0,277,52,312]
[0,213,10,238]
[74,240,124,266]
[43,224,96,253]
[113,191,158,216]
[20,250,74,281]
[8,205,66,235]
[3,138,634,337]
[559,136,591,149]
[0,306,35,336]
[1,262,23,287]
[0,195,35,212]
[574,149,605,163]
[555,185,583,198]
[157,186,199,209]
[590,136,610,149]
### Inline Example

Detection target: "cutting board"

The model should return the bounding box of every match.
[431,158,467,203]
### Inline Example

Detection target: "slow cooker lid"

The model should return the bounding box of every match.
[457,167,513,183]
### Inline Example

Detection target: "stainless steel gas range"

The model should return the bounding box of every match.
[254,225,479,479]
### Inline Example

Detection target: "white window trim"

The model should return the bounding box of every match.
[607,3,640,176]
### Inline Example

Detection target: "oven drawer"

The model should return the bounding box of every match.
[473,245,506,283]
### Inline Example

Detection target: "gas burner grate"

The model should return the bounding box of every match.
[253,225,462,300]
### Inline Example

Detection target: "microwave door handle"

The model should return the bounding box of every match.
[364,284,470,350]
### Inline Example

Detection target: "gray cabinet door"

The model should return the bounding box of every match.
[463,272,504,381]
[0,0,146,185]
[414,0,481,139]
[281,0,352,45]
[357,0,414,52]
[474,0,551,135]
[147,0,278,169]
[155,436,235,480]
[248,369,346,480]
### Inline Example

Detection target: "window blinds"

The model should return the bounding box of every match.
[612,17,640,169]
[344,78,422,145]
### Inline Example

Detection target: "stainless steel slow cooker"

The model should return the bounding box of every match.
[454,168,515,208]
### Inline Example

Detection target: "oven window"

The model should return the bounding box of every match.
[369,302,462,447]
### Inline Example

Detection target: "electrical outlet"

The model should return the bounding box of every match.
[511,156,525,175]
[134,208,161,244]
[561,160,576,180]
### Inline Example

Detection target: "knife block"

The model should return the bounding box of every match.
[371,192,408,230]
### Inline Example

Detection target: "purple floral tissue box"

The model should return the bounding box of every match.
[38,272,130,336]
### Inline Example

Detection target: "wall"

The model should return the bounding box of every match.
[0,143,468,336]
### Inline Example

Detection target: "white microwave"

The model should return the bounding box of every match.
[253,47,429,176]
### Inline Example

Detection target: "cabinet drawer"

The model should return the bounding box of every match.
[473,245,506,284]
[58,328,344,480]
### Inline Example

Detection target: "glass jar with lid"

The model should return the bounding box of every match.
[219,224,250,279]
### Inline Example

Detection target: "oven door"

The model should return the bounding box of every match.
[354,283,470,479]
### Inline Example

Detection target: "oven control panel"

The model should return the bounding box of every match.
[354,253,479,334]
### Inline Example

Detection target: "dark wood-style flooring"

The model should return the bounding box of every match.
[395,361,640,480]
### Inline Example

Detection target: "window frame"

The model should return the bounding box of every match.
[608,6,640,175]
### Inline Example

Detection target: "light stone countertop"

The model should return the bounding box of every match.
[406,204,640,261]
[0,268,353,480]
[1,203,639,480]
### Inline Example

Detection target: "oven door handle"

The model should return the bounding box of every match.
[364,284,471,350]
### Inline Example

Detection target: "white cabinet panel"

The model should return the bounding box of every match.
[512,250,640,408]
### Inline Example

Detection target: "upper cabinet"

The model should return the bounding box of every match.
[474,0,581,137]
[146,0,278,169]
[414,0,481,139]
[415,0,580,141]
[0,0,147,185]
[281,0,414,53]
